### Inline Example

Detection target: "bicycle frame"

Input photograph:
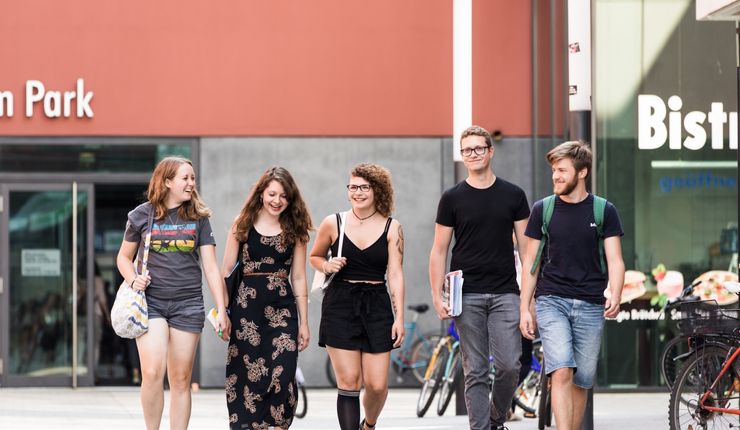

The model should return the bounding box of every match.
[425,335,456,380]
[698,346,740,415]
[391,313,425,370]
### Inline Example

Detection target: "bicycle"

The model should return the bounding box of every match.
[325,303,440,387]
[512,339,544,418]
[416,320,497,417]
[537,355,552,430]
[437,338,512,416]
[661,280,734,389]
[416,320,458,417]
[668,281,740,430]
[435,321,463,416]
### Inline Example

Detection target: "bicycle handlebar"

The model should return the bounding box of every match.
[666,280,702,307]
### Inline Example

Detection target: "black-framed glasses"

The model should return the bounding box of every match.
[347,184,371,193]
[460,146,490,157]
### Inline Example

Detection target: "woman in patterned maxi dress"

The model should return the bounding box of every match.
[221,167,313,430]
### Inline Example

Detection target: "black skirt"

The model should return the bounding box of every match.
[319,279,396,353]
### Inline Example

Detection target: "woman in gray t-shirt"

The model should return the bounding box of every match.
[116,156,231,430]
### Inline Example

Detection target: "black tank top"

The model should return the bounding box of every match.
[330,213,392,282]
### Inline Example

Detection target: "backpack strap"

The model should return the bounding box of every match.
[592,195,607,274]
[530,195,556,275]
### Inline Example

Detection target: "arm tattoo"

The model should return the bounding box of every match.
[390,291,399,315]
[396,224,404,264]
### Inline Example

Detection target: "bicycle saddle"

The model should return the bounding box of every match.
[407,304,429,313]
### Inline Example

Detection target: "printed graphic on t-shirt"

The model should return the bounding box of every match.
[151,222,196,253]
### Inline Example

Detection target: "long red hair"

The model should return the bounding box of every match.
[147,156,211,220]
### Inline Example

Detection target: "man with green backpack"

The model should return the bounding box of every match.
[519,141,625,430]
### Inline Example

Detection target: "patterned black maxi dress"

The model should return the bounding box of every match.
[226,228,298,429]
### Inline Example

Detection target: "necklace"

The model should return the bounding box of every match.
[166,209,178,226]
[352,208,377,224]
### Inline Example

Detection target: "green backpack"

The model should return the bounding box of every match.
[530,194,607,275]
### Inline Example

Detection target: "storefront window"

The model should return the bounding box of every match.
[0,142,192,173]
[594,0,737,388]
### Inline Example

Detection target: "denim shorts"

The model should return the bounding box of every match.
[147,294,205,333]
[535,295,605,389]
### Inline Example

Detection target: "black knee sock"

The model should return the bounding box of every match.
[337,389,361,430]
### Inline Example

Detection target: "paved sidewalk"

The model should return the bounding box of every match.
[0,386,669,429]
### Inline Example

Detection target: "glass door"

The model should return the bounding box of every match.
[0,183,94,386]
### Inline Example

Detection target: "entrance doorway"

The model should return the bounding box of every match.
[93,184,147,385]
[1,183,93,386]
[0,182,147,387]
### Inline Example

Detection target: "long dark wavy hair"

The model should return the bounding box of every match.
[233,166,313,246]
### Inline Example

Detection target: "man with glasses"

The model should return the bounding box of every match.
[429,125,530,430]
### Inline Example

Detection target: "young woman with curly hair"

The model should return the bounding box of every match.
[310,163,405,430]
[116,156,231,430]
[221,166,313,430]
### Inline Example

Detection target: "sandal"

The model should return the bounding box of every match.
[361,418,376,430]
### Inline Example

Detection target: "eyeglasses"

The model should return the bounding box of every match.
[347,184,371,193]
[460,146,490,157]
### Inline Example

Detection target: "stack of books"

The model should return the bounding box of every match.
[442,270,464,317]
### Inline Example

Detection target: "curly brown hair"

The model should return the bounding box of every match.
[350,163,394,217]
[147,156,211,221]
[234,166,313,246]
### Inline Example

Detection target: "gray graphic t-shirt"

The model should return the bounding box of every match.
[124,202,216,300]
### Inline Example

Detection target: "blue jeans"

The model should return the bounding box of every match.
[535,295,605,389]
[455,293,521,429]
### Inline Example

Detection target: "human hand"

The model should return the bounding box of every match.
[391,318,405,348]
[323,257,347,274]
[519,309,537,340]
[604,296,620,318]
[217,310,231,341]
[432,299,452,320]
[131,274,151,292]
[298,324,310,351]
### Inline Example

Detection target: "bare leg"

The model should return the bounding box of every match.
[136,319,169,430]
[328,347,363,430]
[166,327,200,430]
[571,386,589,430]
[360,352,390,428]
[549,367,575,430]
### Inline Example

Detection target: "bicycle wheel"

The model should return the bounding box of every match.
[409,333,442,384]
[537,371,551,429]
[669,346,739,430]
[416,342,450,417]
[661,336,691,390]
[325,356,337,388]
[514,369,542,415]
[294,382,307,418]
[515,340,544,416]
[436,348,462,416]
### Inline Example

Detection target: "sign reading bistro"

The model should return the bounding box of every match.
[0,78,94,118]
[638,94,737,151]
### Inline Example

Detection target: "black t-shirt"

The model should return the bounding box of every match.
[436,178,530,294]
[524,194,624,305]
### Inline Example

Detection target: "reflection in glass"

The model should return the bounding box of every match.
[0,143,191,173]
[9,190,88,378]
